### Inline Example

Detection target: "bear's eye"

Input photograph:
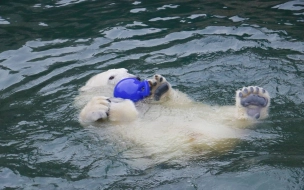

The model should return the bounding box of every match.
[109,76,115,80]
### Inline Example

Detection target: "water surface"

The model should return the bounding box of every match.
[1,0,304,189]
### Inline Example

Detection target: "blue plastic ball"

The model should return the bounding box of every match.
[113,78,150,102]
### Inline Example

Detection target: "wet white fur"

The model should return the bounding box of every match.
[75,68,271,162]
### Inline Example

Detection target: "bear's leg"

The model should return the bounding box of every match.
[79,96,111,123]
[79,96,138,124]
[235,86,270,120]
[106,98,138,122]
[148,74,171,101]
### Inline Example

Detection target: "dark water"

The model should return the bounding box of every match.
[1,0,304,189]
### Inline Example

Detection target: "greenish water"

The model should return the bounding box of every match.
[1,0,304,189]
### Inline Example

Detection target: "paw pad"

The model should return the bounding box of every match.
[241,94,268,107]
[237,86,270,119]
[147,74,170,101]
[239,87,268,108]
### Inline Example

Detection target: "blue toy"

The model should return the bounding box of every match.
[114,78,150,102]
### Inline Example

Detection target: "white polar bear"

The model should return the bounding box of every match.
[75,68,270,160]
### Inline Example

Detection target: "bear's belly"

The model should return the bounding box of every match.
[107,103,245,158]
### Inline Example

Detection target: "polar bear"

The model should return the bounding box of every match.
[75,68,270,160]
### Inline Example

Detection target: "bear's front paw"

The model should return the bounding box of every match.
[148,74,167,88]
[148,74,171,101]
[236,86,270,120]
[79,96,111,123]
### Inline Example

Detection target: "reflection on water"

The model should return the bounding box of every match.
[0,0,304,189]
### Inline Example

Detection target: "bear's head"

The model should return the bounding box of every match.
[80,68,138,91]
[79,68,172,104]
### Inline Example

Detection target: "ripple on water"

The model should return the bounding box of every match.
[1,0,304,189]
[272,0,304,11]
[0,16,10,24]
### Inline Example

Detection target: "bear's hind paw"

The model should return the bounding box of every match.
[236,86,270,120]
